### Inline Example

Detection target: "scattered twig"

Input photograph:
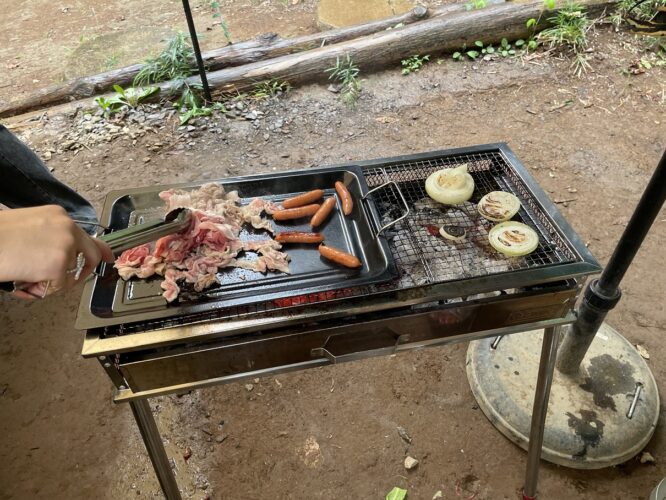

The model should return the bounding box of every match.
[554,198,578,204]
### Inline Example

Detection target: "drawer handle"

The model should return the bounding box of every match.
[311,328,410,364]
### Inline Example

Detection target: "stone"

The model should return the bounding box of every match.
[245,384,254,392]
[317,0,413,29]
[404,456,419,470]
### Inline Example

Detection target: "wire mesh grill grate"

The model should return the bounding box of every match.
[100,150,577,337]
[363,151,576,288]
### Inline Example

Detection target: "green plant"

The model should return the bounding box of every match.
[326,54,362,107]
[210,1,232,44]
[251,80,291,100]
[95,85,159,115]
[538,2,592,75]
[465,0,487,10]
[133,32,227,123]
[134,32,194,87]
[610,0,666,27]
[401,54,430,74]
[104,54,119,70]
[386,22,405,30]
[538,3,591,52]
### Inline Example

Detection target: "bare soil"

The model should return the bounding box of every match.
[1,3,666,500]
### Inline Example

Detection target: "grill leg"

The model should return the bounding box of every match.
[522,326,561,500]
[130,399,182,500]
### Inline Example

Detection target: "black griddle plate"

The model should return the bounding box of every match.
[75,165,398,330]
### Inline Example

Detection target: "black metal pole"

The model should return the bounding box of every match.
[557,149,666,374]
[181,0,213,103]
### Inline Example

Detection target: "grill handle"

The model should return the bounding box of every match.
[362,181,410,237]
[311,328,410,364]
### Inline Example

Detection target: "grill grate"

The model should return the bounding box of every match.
[99,150,577,337]
[364,151,575,288]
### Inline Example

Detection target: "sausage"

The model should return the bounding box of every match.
[275,232,324,244]
[282,189,324,209]
[272,204,321,221]
[335,181,353,215]
[310,196,337,228]
[318,244,362,268]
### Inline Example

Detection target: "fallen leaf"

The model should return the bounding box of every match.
[432,491,443,499]
[640,451,655,464]
[635,344,650,360]
[386,487,408,500]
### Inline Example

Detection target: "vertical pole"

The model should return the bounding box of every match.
[523,326,561,500]
[129,399,183,500]
[557,149,666,374]
[181,0,213,103]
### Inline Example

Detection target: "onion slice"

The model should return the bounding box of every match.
[478,191,521,222]
[439,225,467,242]
[425,164,475,205]
[489,222,539,257]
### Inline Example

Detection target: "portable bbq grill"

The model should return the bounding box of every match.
[78,143,601,499]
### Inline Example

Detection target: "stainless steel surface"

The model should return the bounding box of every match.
[114,313,575,403]
[100,208,191,256]
[110,286,576,400]
[523,325,561,499]
[627,382,643,419]
[129,399,182,500]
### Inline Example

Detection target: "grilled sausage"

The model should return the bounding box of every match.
[275,232,324,244]
[318,244,362,268]
[310,196,336,228]
[335,181,353,215]
[272,204,321,221]
[282,189,324,209]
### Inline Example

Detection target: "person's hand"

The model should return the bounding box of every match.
[0,205,114,299]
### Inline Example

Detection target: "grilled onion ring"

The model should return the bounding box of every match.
[489,221,539,257]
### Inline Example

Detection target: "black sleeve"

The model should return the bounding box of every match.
[0,124,99,231]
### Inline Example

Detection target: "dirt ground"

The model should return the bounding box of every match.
[1,1,666,500]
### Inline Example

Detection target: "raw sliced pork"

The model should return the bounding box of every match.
[115,183,290,302]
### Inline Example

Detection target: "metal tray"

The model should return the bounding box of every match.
[75,165,400,329]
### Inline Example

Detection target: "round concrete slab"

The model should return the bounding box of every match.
[466,323,659,469]
[317,0,414,29]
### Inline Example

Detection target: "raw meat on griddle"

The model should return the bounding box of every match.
[114,183,290,302]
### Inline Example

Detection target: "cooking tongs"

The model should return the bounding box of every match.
[99,208,191,256]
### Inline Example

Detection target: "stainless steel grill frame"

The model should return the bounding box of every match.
[81,143,601,500]
[82,144,598,356]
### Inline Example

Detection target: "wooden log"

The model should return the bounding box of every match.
[0,4,429,118]
[152,0,616,95]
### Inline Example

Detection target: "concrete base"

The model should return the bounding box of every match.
[317,0,414,29]
[466,323,659,469]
